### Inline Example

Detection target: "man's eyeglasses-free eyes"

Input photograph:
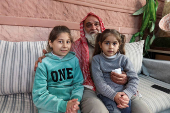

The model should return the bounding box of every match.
[86,22,100,28]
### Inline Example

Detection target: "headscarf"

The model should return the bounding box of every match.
[71,12,105,91]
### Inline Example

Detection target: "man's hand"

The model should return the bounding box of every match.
[34,49,47,71]
[66,99,80,113]
[110,71,128,85]
[114,92,129,109]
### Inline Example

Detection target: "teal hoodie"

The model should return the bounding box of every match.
[32,52,84,113]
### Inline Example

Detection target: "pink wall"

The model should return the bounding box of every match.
[0,0,164,42]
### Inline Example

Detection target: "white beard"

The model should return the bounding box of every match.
[84,30,101,47]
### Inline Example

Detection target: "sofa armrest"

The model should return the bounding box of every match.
[142,58,170,84]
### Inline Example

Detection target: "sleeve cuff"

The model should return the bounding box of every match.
[71,95,82,102]
[123,89,134,99]
[58,101,68,112]
[112,92,117,101]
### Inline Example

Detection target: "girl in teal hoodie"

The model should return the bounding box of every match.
[32,26,84,113]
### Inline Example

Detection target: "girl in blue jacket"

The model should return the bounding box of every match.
[32,26,84,113]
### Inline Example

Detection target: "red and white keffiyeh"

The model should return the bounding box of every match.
[71,12,105,91]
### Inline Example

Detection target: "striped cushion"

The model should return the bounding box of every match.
[0,40,47,95]
[0,93,37,113]
[138,74,170,113]
[125,40,144,74]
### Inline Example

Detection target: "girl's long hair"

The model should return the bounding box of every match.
[93,29,126,56]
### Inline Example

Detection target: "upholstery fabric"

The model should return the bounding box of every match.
[0,93,37,113]
[0,40,47,95]
[138,74,170,113]
[142,58,170,84]
[125,40,144,74]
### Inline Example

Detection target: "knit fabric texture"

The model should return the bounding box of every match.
[91,52,139,100]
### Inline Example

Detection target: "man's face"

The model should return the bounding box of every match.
[84,15,101,35]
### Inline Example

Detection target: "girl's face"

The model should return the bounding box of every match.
[99,35,120,57]
[49,32,71,56]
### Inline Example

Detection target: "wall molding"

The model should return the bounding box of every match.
[0,16,79,30]
[0,15,138,34]
[57,0,136,14]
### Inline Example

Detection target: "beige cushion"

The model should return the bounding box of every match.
[125,40,144,74]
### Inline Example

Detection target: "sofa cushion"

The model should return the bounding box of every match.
[138,74,170,113]
[0,40,47,95]
[142,58,170,84]
[0,93,37,113]
[125,40,144,74]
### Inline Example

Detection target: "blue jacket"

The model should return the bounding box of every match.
[32,52,84,113]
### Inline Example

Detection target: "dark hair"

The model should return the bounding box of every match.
[47,26,72,52]
[93,29,126,56]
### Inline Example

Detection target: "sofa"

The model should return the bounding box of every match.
[0,40,170,113]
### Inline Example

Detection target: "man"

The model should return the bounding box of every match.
[34,12,152,113]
